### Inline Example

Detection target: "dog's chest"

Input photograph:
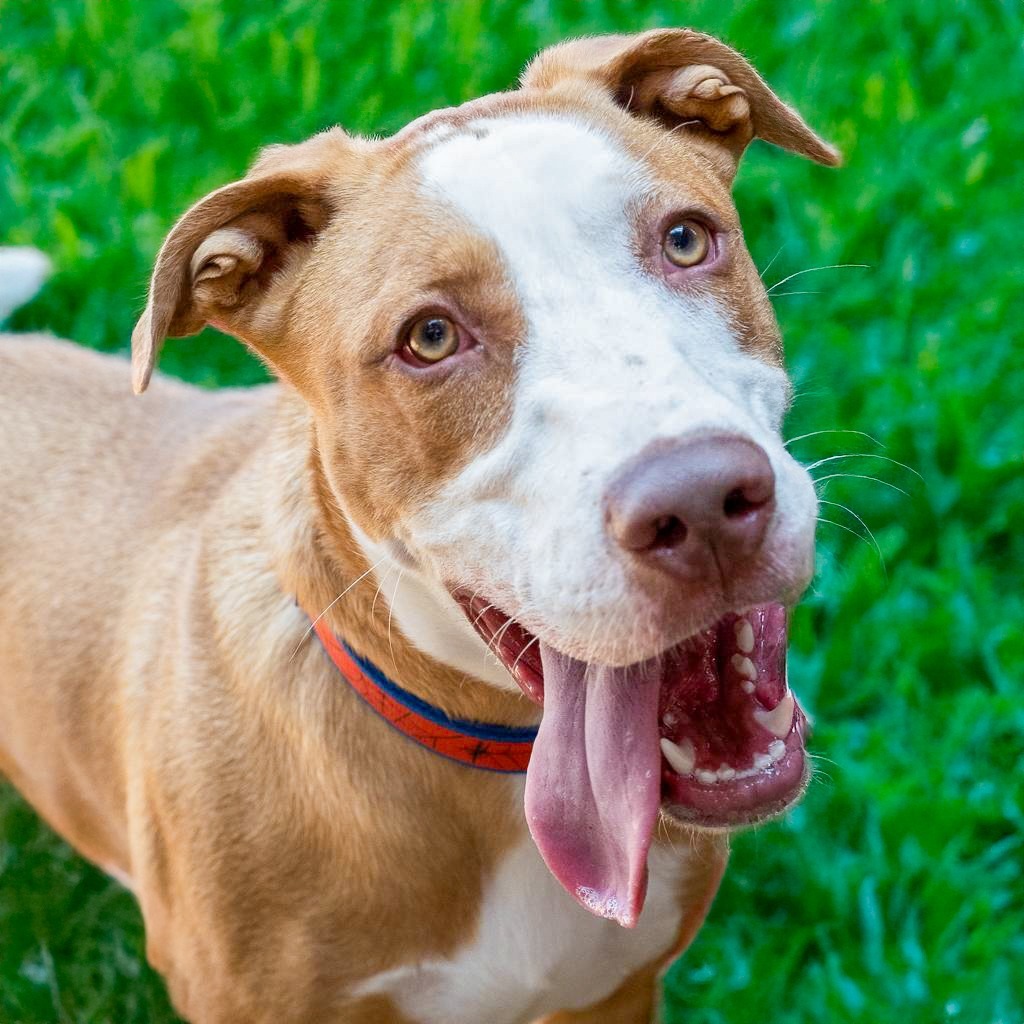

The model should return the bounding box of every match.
[353,836,687,1024]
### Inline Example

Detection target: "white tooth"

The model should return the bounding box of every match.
[735,618,755,654]
[697,769,718,785]
[753,753,771,770]
[731,654,758,680]
[663,711,678,727]
[753,692,795,739]
[768,739,787,761]
[660,737,695,775]
[741,679,756,694]
[717,765,736,781]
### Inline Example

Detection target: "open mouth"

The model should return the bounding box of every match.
[457,594,808,927]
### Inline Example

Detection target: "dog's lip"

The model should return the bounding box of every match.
[455,592,546,704]
[453,590,808,826]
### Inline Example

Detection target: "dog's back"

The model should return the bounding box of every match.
[0,329,270,869]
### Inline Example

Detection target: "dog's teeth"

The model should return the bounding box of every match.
[741,679,756,694]
[696,769,718,785]
[717,765,736,781]
[734,618,755,654]
[660,737,695,775]
[768,739,787,761]
[753,753,771,770]
[731,654,757,681]
[754,691,795,739]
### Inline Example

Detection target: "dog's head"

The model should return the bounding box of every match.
[134,29,838,927]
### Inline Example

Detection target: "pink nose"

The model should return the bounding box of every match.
[605,435,776,583]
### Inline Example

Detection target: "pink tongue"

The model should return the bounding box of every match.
[524,643,663,928]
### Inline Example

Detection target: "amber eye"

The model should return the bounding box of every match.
[406,316,460,363]
[663,220,711,268]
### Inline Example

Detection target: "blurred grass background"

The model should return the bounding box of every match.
[1,0,1022,1021]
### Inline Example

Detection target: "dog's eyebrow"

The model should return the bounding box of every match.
[411,267,503,295]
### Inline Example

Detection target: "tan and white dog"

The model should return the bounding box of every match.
[0,29,840,1024]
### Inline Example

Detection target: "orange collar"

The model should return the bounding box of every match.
[310,616,537,773]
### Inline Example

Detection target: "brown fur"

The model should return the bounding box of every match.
[0,29,835,1023]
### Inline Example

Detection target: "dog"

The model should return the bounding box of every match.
[0,28,839,1024]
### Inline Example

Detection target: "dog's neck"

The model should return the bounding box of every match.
[267,387,539,730]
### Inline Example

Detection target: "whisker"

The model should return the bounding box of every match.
[806,754,834,787]
[656,815,682,855]
[489,617,516,659]
[815,514,886,577]
[817,497,885,572]
[768,290,821,297]
[808,751,840,770]
[290,556,387,659]
[758,244,786,280]
[766,263,869,294]
[807,452,924,482]
[785,429,882,449]
[387,569,405,674]
[510,635,540,677]
[471,603,496,630]
[814,472,909,497]
[817,516,868,544]
[370,565,395,620]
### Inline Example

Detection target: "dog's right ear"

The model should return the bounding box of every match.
[131,128,359,394]
[521,29,840,176]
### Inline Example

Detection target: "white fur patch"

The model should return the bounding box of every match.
[370,113,816,670]
[353,828,688,1023]
[351,525,515,691]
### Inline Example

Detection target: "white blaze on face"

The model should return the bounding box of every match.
[375,113,817,671]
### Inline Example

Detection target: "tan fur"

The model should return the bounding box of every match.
[0,29,836,1023]
[520,28,841,170]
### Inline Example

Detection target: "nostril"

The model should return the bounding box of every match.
[605,434,776,571]
[722,486,769,520]
[651,514,687,550]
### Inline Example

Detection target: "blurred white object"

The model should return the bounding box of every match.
[0,247,51,323]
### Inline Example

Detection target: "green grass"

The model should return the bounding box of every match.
[2,1,1022,1021]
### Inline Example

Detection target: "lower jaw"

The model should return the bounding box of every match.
[660,741,809,830]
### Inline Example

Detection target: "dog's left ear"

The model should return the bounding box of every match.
[131,128,362,394]
[521,29,840,175]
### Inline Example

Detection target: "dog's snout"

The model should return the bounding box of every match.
[605,435,776,582]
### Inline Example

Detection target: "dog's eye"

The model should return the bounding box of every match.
[663,220,710,268]
[406,316,460,363]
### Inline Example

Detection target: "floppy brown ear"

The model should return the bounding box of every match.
[521,29,840,174]
[131,128,357,394]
